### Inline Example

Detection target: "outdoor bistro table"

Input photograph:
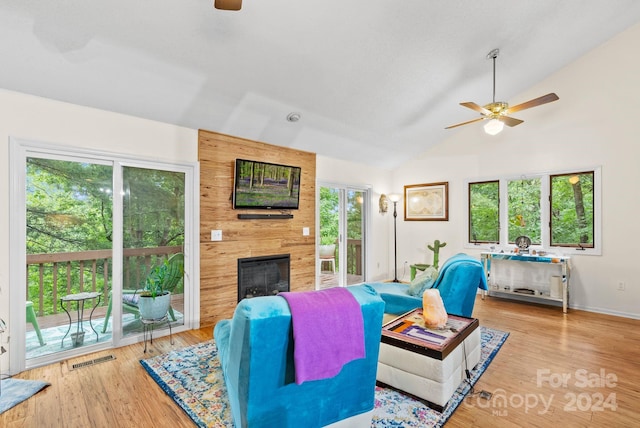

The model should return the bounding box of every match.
[60,291,101,347]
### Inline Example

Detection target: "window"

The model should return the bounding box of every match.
[550,171,594,248]
[469,181,499,243]
[507,177,541,244]
[467,168,600,254]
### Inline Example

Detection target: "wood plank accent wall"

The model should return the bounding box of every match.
[198,130,316,327]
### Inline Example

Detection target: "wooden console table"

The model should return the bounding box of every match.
[481,252,571,313]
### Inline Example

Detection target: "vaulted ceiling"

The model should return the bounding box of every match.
[2,1,640,168]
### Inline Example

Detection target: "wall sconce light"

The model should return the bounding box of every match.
[379,194,389,214]
[569,175,580,185]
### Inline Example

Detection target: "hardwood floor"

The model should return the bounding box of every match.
[3,296,639,427]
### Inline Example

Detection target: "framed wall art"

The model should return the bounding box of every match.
[404,182,449,221]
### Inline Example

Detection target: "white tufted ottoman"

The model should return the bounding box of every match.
[377,311,481,411]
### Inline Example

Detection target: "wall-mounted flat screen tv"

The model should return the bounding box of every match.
[233,158,302,210]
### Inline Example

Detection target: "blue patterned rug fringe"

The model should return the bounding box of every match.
[141,326,508,427]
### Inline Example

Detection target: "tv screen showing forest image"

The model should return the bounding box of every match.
[233,159,302,209]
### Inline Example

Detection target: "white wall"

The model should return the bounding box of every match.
[316,155,393,282]
[391,22,640,318]
[0,89,197,371]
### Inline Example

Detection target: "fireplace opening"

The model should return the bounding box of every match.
[238,254,290,302]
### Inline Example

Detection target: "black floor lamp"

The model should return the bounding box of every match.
[388,193,402,282]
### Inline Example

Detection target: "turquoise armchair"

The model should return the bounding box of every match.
[213,284,384,428]
[369,253,488,317]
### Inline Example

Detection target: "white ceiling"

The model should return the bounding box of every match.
[2,1,640,169]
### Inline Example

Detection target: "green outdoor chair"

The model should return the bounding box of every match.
[26,301,46,346]
[101,252,184,333]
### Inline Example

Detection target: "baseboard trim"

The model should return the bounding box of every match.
[565,304,640,320]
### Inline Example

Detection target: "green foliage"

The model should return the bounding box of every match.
[319,187,339,245]
[26,158,185,315]
[469,181,500,242]
[507,178,541,244]
[551,172,594,245]
[469,172,595,248]
[319,187,365,275]
[122,167,185,249]
[142,257,183,299]
[346,190,363,240]
[27,158,114,254]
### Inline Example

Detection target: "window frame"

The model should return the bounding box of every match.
[550,171,595,249]
[468,180,500,244]
[465,167,601,256]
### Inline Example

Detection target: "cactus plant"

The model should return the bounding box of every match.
[427,239,447,269]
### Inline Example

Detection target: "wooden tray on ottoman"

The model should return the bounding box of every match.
[381,309,479,360]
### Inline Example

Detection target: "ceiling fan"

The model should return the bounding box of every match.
[445,48,559,135]
[214,0,242,11]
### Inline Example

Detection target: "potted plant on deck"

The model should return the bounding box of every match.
[137,259,173,320]
[319,241,336,258]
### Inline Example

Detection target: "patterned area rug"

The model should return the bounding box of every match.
[141,326,508,427]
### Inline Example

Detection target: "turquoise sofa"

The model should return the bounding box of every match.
[369,253,488,317]
[214,284,384,428]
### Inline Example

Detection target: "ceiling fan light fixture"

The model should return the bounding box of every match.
[484,118,504,135]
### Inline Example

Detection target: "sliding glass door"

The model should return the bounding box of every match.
[318,183,369,288]
[10,139,196,372]
[118,166,185,339]
[345,189,366,285]
[25,156,113,363]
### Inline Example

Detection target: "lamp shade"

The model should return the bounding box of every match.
[484,118,504,135]
[388,193,402,203]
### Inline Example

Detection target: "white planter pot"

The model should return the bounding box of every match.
[319,244,335,258]
[138,292,171,320]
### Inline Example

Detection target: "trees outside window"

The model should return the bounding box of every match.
[469,181,499,243]
[468,169,598,253]
[507,178,541,244]
[550,172,594,247]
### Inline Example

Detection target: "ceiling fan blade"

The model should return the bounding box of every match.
[215,0,242,10]
[506,93,559,114]
[445,117,486,130]
[460,102,492,116]
[499,116,524,127]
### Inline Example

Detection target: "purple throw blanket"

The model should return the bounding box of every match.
[280,287,365,384]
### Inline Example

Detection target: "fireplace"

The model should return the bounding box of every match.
[238,254,290,301]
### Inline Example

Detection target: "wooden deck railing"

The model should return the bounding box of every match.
[346,239,363,275]
[27,245,183,316]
